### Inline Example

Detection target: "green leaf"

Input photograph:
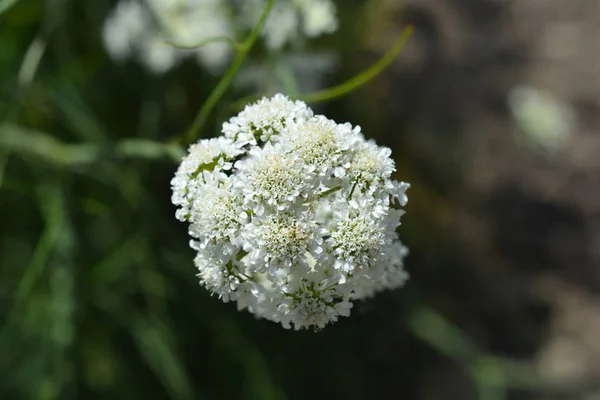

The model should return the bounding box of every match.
[16,184,64,303]
[131,315,194,400]
[0,0,20,16]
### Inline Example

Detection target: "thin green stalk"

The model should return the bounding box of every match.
[348,181,358,199]
[180,0,276,145]
[300,25,415,104]
[230,25,415,111]
[164,36,244,52]
[316,185,342,199]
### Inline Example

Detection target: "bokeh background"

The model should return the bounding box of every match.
[2,0,600,399]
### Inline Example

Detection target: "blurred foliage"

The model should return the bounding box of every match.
[0,1,567,399]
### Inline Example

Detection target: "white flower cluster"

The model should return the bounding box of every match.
[242,0,338,50]
[171,94,410,330]
[103,0,337,74]
[103,0,233,74]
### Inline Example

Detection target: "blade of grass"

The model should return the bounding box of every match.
[408,306,479,364]
[117,138,184,162]
[409,307,504,397]
[89,235,145,287]
[408,307,551,399]
[0,34,47,189]
[0,0,20,15]
[18,36,46,87]
[0,124,184,166]
[131,315,194,400]
[0,123,102,166]
[50,86,108,142]
[48,197,76,395]
[16,184,63,303]
[214,317,286,400]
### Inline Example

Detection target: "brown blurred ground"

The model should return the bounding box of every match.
[350,0,600,398]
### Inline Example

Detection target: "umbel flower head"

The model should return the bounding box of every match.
[171,94,410,330]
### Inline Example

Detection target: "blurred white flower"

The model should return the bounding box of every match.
[103,0,233,74]
[102,0,149,61]
[299,0,338,38]
[508,85,577,153]
[171,94,410,330]
[103,0,338,74]
[241,0,338,50]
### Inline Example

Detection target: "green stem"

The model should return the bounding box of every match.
[348,181,358,199]
[180,0,276,145]
[164,36,244,52]
[322,283,338,292]
[236,250,249,261]
[229,25,415,112]
[239,272,256,283]
[316,185,342,199]
[283,292,301,301]
[300,25,415,104]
